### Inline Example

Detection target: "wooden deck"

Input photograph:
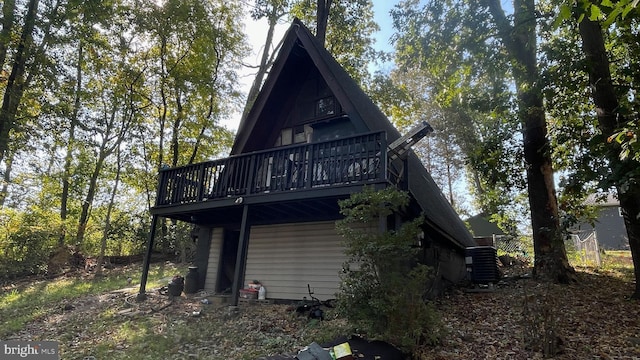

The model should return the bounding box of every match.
[155,131,392,207]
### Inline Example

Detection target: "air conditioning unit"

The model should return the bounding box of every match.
[465,246,500,284]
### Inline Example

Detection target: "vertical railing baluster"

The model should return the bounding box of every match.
[156,169,167,206]
[246,154,256,195]
[197,163,206,201]
[380,132,387,183]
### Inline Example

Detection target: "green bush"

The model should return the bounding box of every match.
[0,208,59,278]
[335,186,443,353]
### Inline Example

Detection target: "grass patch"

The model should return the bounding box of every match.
[0,262,183,338]
[597,250,635,280]
[568,249,635,281]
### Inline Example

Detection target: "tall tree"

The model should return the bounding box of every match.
[0,0,66,205]
[0,0,17,69]
[137,0,242,170]
[132,0,243,253]
[59,39,82,247]
[316,0,332,44]
[390,0,523,215]
[0,0,251,270]
[0,0,39,162]
[95,142,123,277]
[486,0,573,281]
[392,0,573,281]
[0,150,13,207]
[72,1,145,245]
[291,0,380,85]
[543,0,640,297]
[240,0,290,123]
[0,0,16,208]
[74,83,136,246]
[575,9,640,297]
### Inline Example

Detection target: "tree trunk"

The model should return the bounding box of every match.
[578,18,640,298]
[188,59,220,165]
[0,0,16,69]
[519,84,572,282]
[95,144,122,277]
[240,9,280,125]
[75,106,119,245]
[0,150,13,207]
[60,40,82,247]
[75,153,106,246]
[0,0,39,163]
[486,0,573,282]
[316,0,332,46]
[157,35,169,251]
[170,90,183,167]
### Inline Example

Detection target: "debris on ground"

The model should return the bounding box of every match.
[4,260,640,360]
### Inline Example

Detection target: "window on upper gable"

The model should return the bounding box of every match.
[280,128,293,146]
[276,125,313,147]
[315,96,336,117]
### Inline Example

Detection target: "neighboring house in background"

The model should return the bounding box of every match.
[574,193,629,250]
[137,19,476,305]
[466,214,527,256]
[466,214,506,245]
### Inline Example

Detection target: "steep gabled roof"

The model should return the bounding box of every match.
[466,214,507,237]
[233,19,475,249]
[583,192,619,207]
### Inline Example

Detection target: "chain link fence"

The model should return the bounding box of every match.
[567,230,601,267]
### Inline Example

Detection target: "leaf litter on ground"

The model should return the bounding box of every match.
[3,257,640,360]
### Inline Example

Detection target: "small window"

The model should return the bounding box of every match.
[294,126,306,143]
[315,96,336,117]
[281,128,293,146]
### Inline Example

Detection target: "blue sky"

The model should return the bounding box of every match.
[371,0,399,53]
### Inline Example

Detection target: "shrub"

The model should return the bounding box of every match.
[0,208,59,278]
[335,186,443,353]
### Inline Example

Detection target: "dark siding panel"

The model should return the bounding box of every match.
[204,228,224,291]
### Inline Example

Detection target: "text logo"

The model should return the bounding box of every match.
[1,341,59,360]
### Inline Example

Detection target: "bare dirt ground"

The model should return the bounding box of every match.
[4,259,640,360]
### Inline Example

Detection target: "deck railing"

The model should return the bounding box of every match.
[155,131,389,206]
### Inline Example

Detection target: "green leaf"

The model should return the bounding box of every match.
[589,4,603,20]
[621,2,638,18]
[559,4,572,20]
[600,0,614,7]
[603,7,623,27]
[554,4,572,28]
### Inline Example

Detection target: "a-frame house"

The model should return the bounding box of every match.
[138,19,476,304]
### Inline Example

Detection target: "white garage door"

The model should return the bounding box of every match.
[244,221,346,301]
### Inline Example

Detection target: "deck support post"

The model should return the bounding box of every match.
[230,204,250,306]
[137,215,159,301]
